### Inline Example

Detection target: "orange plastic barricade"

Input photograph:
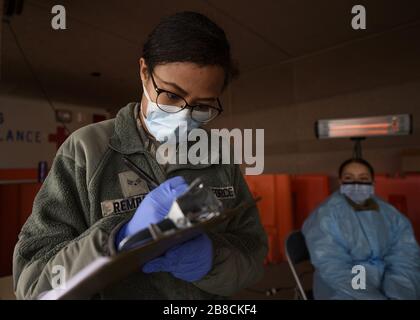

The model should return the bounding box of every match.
[375,175,420,243]
[0,185,20,276]
[0,183,42,276]
[19,184,42,225]
[291,175,330,229]
[245,175,278,263]
[274,175,294,261]
[245,174,293,263]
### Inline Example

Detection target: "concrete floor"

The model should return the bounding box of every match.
[0,262,313,300]
[233,262,313,300]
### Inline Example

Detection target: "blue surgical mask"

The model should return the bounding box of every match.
[141,85,200,142]
[340,183,375,204]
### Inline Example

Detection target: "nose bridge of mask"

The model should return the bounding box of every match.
[142,84,190,116]
[141,83,202,143]
[359,183,375,193]
[342,183,373,191]
[142,82,214,123]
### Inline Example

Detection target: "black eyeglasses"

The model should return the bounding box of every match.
[149,72,223,123]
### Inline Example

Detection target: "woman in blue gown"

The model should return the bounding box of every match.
[303,158,420,300]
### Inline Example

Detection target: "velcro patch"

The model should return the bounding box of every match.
[101,194,146,217]
[118,171,149,198]
[211,186,235,199]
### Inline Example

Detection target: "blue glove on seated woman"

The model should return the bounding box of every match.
[115,176,213,282]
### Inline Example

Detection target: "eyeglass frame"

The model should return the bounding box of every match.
[148,72,223,123]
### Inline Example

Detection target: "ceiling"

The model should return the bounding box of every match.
[1,0,420,113]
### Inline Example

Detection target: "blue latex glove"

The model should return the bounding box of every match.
[115,176,189,249]
[142,233,213,282]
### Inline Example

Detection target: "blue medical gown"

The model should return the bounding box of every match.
[302,191,420,300]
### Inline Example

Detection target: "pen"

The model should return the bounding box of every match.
[123,156,159,190]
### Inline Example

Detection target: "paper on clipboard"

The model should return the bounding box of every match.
[39,257,111,300]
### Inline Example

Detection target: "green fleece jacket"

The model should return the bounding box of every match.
[13,103,268,299]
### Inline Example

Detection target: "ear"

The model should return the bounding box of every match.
[139,58,149,83]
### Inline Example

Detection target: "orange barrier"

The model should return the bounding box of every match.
[375,175,420,242]
[245,175,278,263]
[0,183,41,276]
[0,168,38,181]
[245,175,293,263]
[245,174,331,263]
[274,175,294,261]
[0,185,20,277]
[291,175,331,229]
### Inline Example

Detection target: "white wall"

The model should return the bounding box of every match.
[0,93,109,171]
[210,23,420,176]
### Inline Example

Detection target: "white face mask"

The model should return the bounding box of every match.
[141,84,201,142]
[340,183,375,204]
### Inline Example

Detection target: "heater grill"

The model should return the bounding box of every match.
[315,114,413,139]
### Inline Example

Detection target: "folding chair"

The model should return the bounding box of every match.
[285,230,314,300]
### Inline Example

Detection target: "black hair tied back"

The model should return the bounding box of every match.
[142,11,238,88]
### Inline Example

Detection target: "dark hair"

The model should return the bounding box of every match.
[142,11,237,88]
[339,158,375,179]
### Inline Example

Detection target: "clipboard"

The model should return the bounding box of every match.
[39,199,257,300]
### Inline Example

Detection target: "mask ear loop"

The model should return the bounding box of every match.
[139,91,147,125]
[139,84,156,141]
[140,96,147,119]
[141,81,158,119]
[142,83,152,102]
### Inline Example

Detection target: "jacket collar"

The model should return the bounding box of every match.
[109,102,148,155]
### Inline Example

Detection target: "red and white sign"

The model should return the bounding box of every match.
[0,96,109,183]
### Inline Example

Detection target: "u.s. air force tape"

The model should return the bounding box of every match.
[210,186,235,200]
